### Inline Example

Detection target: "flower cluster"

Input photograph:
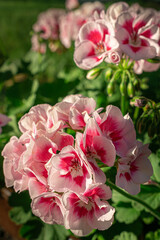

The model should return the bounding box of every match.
[31,1,104,53]
[74,2,160,72]
[2,94,153,236]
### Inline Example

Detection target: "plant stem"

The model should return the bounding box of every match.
[121,94,126,116]
[106,179,160,221]
[120,71,127,115]
[133,107,140,123]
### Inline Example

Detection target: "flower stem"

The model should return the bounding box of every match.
[106,179,160,221]
[121,94,126,116]
[120,71,127,115]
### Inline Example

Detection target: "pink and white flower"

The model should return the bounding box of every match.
[133,59,160,74]
[98,105,136,157]
[18,104,53,133]
[106,1,129,27]
[116,141,153,195]
[51,94,97,130]
[74,20,120,69]
[31,191,64,225]
[63,184,115,236]
[76,118,116,183]
[2,133,30,192]
[46,145,92,194]
[115,11,160,60]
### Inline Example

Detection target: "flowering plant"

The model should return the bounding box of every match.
[1,94,154,236]
[0,1,160,240]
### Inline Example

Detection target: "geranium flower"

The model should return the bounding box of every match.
[115,11,159,60]
[76,118,116,183]
[63,184,115,236]
[97,105,136,157]
[74,20,120,69]
[116,141,153,195]
[31,192,64,225]
[46,145,93,194]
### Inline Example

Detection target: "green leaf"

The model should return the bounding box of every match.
[20,219,44,240]
[141,211,154,225]
[92,234,105,240]
[150,153,160,182]
[113,231,137,240]
[8,79,39,115]
[112,189,131,203]
[20,221,70,240]
[9,206,32,225]
[8,191,31,211]
[115,202,140,224]
[145,229,160,240]
[137,185,160,210]
[38,224,69,240]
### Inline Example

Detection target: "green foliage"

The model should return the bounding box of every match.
[150,152,160,183]
[145,229,160,240]
[114,202,140,224]
[113,231,137,240]
[112,191,140,224]
[9,206,32,225]
[20,220,70,240]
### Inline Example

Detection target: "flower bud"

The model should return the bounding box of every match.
[148,122,156,138]
[133,78,140,90]
[130,97,148,108]
[105,68,112,81]
[86,68,102,80]
[120,81,126,96]
[137,117,147,134]
[107,81,114,96]
[127,82,135,98]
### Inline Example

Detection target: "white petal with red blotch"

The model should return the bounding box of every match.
[52,132,74,150]
[116,12,134,35]
[31,192,64,225]
[14,175,30,193]
[18,104,52,133]
[130,144,153,184]
[28,178,48,199]
[133,11,155,33]
[74,40,104,70]
[64,203,93,236]
[120,39,158,60]
[72,97,96,115]
[116,113,136,157]
[79,21,103,44]
[49,101,72,124]
[93,136,116,166]
[63,191,93,236]
[83,118,102,148]
[88,158,106,184]
[69,108,86,129]
[139,24,160,41]
[104,35,119,51]
[47,146,92,193]
[116,171,140,195]
[90,201,115,231]
[84,184,112,200]
[100,106,136,157]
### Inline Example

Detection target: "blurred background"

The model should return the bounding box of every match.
[0,0,159,60]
